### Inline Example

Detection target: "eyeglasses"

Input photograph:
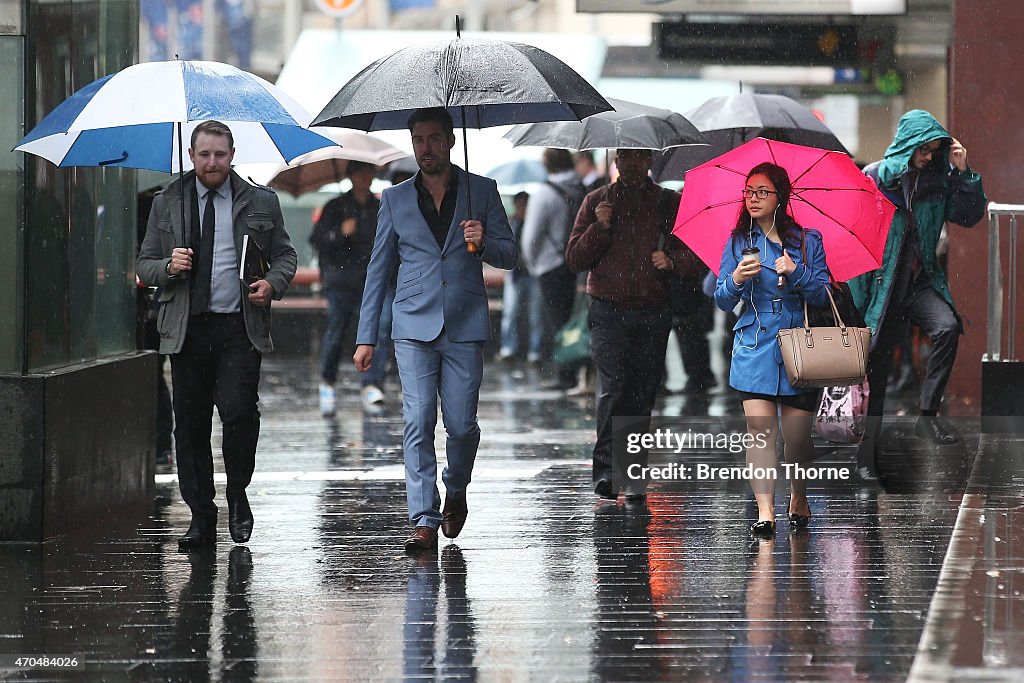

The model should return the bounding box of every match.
[917,144,942,157]
[742,189,777,199]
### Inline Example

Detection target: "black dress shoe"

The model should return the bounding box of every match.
[179,513,217,550]
[915,416,960,444]
[441,495,468,539]
[750,520,776,537]
[228,492,254,544]
[594,478,616,500]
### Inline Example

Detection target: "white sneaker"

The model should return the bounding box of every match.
[319,383,336,416]
[361,384,384,407]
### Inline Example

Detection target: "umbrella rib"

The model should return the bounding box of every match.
[677,199,742,228]
[709,163,749,177]
[787,149,832,186]
[794,186,871,193]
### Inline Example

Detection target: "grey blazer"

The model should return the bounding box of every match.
[136,170,297,354]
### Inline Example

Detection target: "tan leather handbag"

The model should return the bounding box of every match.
[777,288,871,388]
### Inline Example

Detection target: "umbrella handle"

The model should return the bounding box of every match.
[461,105,477,254]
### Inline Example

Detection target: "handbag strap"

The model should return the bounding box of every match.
[802,287,846,331]
[798,230,846,330]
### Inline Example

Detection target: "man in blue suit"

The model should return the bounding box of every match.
[354,108,518,553]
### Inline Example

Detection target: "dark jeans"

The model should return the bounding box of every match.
[672,297,716,390]
[866,283,960,417]
[538,264,577,356]
[589,299,672,485]
[320,287,392,387]
[859,283,960,464]
[319,288,360,385]
[170,313,262,516]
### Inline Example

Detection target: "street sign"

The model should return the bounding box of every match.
[657,22,861,66]
[315,0,364,18]
[578,0,905,15]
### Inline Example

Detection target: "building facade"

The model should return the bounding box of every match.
[1,0,155,542]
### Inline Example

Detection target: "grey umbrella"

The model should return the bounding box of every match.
[502,97,709,151]
[652,93,850,182]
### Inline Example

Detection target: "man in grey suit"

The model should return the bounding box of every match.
[353,108,517,553]
[137,120,297,550]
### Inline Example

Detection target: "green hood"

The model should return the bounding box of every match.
[877,110,951,188]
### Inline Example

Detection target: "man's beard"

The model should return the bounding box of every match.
[418,158,448,176]
[618,173,646,189]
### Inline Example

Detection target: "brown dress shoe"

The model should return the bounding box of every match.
[441,496,468,538]
[404,526,438,553]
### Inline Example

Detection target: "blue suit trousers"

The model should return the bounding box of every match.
[395,331,484,528]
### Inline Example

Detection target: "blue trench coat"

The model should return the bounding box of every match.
[715,226,831,396]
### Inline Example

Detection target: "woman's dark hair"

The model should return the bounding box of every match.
[731,162,802,248]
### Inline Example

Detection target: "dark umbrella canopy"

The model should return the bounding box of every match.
[502,97,708,151]
[653,93,849,182]
[311,37,612,131]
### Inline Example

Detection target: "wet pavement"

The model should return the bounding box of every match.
[0,357,1021,681]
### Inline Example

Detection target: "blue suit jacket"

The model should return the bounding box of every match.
[356,166,518,345]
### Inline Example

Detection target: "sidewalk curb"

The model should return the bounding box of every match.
[908,436,1009,682]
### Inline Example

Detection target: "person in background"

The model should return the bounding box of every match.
[137,185,174,466]
[310,160,386,414]
[713,162,830,537]
[566,148,694,503]
[520,148,586,389]
[574,150,604,194]
[497,191,544,363]
[137,120,297,549]
[851,110,985,480]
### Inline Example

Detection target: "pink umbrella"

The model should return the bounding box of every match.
[674,138,895,282]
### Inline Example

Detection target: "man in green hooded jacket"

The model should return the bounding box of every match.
[850,110,986,475]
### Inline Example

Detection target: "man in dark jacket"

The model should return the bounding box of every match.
[850,110,986,476]
[137,120,297,549]
[566,148,699,500]
[310,161,385,415]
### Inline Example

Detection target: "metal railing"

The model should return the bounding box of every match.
[986,203,1024,362]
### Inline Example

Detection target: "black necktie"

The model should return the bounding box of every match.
[191,189,216,314]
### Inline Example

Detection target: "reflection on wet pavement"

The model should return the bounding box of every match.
[0,358,1001,681]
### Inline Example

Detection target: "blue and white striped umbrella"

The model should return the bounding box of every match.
[15,60,336,172]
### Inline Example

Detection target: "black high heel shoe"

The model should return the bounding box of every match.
[788,513,811,528]
[750,520,776,537]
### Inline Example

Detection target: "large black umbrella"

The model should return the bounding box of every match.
[312,19,612,251]
[652,93,850,182]
[502,97,709,151]
[311,34,611,132]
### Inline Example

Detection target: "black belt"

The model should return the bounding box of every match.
[190,311,242,319]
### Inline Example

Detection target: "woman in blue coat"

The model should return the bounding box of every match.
[714,163,830,537]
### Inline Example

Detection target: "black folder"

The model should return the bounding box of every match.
[239,234,268,284]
